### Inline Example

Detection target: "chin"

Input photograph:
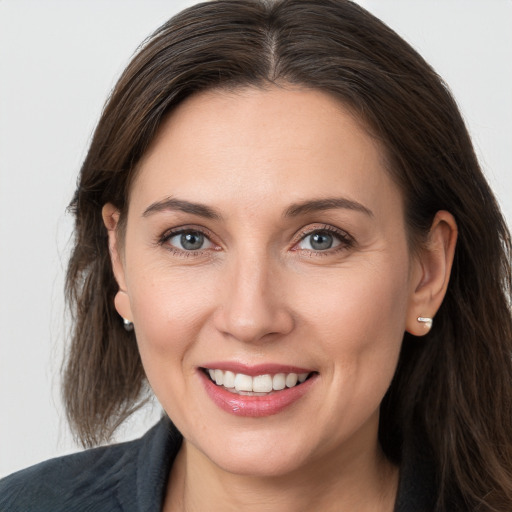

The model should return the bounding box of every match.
[190,425,316,478]
[212,449,308,478]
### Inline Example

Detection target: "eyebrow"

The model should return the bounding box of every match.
[284,197,374,218]
[142,197,222,220]
[142,196,373,220]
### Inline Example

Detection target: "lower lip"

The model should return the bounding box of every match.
[200,371,317,417]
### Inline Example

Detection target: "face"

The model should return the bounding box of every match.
[108,86,423,477]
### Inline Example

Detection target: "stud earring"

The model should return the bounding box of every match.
[417,317,433,330]
[123,318,134,332]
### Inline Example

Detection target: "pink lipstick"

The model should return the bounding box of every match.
[199,363,317,417]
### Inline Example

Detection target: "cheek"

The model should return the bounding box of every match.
[302,262,409,433]
[296,258,410,402]
[299,261,409,347]
[127,264,218,367]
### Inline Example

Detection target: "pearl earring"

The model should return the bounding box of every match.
[417,317,433,330]
[123,318,134,331]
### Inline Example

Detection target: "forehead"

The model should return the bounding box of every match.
[131,86,402,221]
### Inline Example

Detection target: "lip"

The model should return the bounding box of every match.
[201,361,314,377]
[199,367,318,417]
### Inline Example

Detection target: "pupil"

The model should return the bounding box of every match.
[181,232,203,250]
[311,232,333,250]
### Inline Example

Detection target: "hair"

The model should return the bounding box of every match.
[64,0,512,509]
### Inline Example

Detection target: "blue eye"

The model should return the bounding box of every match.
[296,229,349,251]
[167,230,214,251]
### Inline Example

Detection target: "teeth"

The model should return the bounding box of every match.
[214,369,224,386]
[285,373,298,388]
[253,374,273,393]
[206,369,311,393]
[234,373,253,392]
[273,373,286,390]
[223,370,235,388]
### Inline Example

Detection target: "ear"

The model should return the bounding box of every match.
[406,210,457,336]
[102,203,133,323]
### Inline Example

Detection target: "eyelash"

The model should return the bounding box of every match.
[158,226,220,258]
[158,224,354,257]
[292,224,355,256]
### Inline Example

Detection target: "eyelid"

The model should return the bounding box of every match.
[158,225,221,251]
[156,223,353,256]
[291,224,355,252]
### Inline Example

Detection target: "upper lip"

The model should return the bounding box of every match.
[199,362,315,376]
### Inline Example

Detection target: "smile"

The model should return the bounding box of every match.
[200,365,318,417]
[205,368,310,395]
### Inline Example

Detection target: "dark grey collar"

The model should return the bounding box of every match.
[116,417,182,512]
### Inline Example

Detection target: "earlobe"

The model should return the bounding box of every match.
[114,290,133,326]
[406,210,457,336]
[102,203,133,323]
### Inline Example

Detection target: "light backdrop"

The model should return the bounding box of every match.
[1,0,511,477]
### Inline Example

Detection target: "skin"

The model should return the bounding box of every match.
[103,86,457,511]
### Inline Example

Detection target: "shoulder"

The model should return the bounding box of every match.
[0,439,137,512]
[0,418,179,512]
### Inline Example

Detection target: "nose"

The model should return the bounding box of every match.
[213,251,294,344]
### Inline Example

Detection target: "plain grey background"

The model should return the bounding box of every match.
[1,0,511,477]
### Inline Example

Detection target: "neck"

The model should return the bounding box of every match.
[164,435,398,512]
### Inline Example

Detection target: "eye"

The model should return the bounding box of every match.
[166,230,215,251]
[299,231,339,251]
[294,226,353,253]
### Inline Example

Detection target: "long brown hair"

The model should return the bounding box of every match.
[64,1,512,509]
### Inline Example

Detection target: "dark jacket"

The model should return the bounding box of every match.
[0,417,436,511]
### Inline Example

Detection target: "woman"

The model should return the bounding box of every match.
[1,0,511,510]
